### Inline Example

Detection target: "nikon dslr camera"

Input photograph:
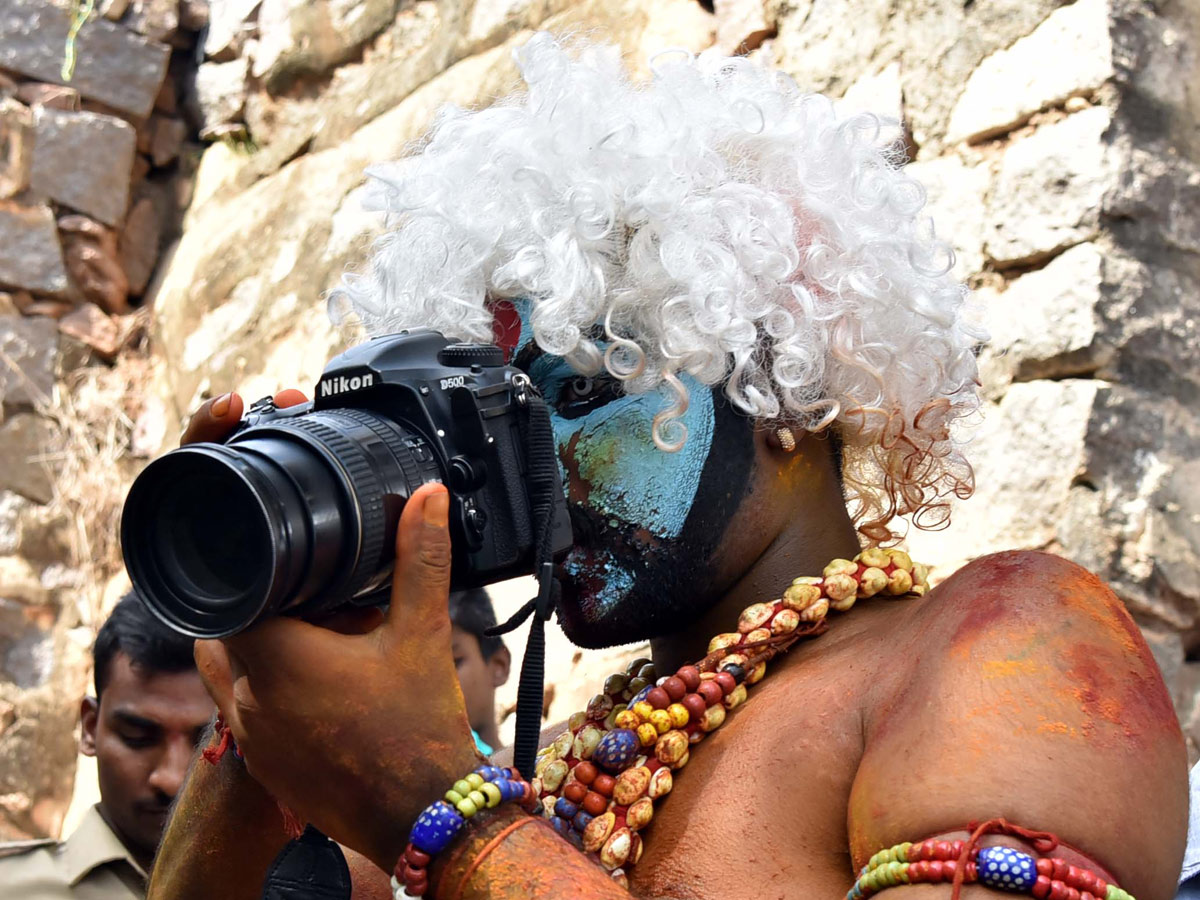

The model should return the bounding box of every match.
[121,330,572,638]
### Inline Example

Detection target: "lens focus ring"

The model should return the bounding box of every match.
[333,408,440,489]
[272,413,388,599]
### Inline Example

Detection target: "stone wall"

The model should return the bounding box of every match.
[3,0,1199,839]
[0,0,207,840]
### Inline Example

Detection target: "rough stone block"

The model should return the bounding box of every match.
[119,197,162,296]
[0,555,49,608]
[1074,387,1200,631]
[204,0,262,61]
[0,0,170,119]
[123,0,181,43]
[947,0,1112,143]
[28,108,136,226]
[14,83,80,112]
[980,242,1109,387]
[1152,458,1200,620]
[0,99,34,201]
[191,57,249,134]
[0,608,53,689]
[0,202,70,297]
[985,106,1112,267]
[58,302,122,359]
[0,492,31,556]
[153,76,178,116]
[769,0,1064,151]
[0,314,59,411]
[905,379,1100,570]
[714,0,772,55]
[57,216,130,315]
[905,153,991,279]
[0,414,58,504]
[101,0,133,20]
[180,0,211,31]
[0,491,69,563]
[150,116,188,167]
[835,62,905,149]
[21,299,74,319]
[252,0,401,88]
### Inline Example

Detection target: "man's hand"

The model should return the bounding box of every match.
[180,388,309,444]
[186,390,482,872]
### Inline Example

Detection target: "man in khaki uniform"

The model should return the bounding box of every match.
[0,592,212,897]
[0,805,147,899]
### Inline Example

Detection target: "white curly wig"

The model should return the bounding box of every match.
[331,33,984,543]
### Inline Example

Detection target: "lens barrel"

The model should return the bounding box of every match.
[122,408,441,638]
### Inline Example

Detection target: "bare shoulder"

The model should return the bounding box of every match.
[849,550,1188,900]
[923,549,1129,625]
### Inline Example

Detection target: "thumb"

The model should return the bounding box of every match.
[387,482,453,638]
[194,639,244,737]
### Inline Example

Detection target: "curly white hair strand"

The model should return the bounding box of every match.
[331,33,984,543]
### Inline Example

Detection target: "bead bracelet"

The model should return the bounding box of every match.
[393,766,537,898]
[850,838,1136,900]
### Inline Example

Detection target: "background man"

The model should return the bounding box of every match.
[449,588,511,756]
[0,592,212,898]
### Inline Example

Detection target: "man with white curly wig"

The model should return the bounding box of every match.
[152,34,1185,900]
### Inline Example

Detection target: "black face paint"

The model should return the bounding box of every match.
[554,389,757,648]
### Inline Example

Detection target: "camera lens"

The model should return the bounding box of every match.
[155,464,269,603]
[122,409,442,638]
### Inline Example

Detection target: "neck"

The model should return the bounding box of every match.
[96,802,154,872]
[649,457,861,673]
[477,719,502,753]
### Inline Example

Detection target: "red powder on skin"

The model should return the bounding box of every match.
[944,552,1045,651]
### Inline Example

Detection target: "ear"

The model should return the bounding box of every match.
[80,696,99,757]
[490,645,511,689]
[763,423,799,455]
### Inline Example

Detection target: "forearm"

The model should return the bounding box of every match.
[149,745,291,900]
[429,805,632,900]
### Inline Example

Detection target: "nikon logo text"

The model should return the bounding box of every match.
[319,373,375,398]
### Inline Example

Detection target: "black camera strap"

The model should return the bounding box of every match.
[260,825,350,900]
[487,378,561,781]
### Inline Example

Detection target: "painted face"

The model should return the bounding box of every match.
[506,304,756,647]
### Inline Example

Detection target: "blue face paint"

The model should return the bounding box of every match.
[530,354,715,541]
[512,303,715,540]
[560,547,636,614]
[507,300,745,640]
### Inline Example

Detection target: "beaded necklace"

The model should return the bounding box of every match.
[525,547,928,889]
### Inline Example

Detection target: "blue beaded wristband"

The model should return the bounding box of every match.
[395,766,536,899]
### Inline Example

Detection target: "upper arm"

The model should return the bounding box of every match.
[848,551,1188,900]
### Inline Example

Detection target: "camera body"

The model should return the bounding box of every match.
[299,328,572,584]
[121,329,572,638]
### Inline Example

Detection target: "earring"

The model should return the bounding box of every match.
[773,425,797,453]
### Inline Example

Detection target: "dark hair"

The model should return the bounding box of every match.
[448,588,505,660]
[93,591,197,697]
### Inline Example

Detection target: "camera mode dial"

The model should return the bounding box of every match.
[438,343,505,367]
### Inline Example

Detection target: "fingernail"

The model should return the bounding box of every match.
[424,488,449,528]
[211,392,232,417]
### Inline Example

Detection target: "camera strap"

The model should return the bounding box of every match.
[487,382,561,781]
[259,824,351,900]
